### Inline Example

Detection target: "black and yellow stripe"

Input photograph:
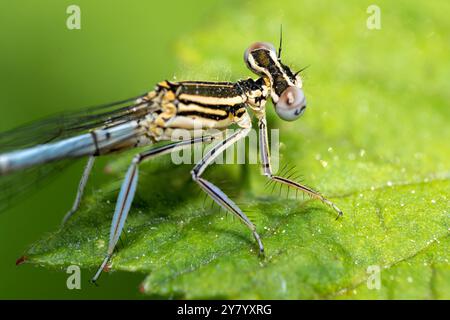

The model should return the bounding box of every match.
[150,80,264,130]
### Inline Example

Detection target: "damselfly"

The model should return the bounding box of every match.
[0,40,343,283]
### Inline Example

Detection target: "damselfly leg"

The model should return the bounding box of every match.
[191,125,264,255]
[62,155,96,225]
[91,135,217,283]
[258,116,343,219]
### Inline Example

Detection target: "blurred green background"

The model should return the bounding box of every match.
[0,0,448,299]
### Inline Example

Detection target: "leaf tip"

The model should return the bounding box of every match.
[15,255,28,266]
[138,283,146,294]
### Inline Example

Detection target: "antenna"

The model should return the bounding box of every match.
[294,65,311,77]
[277,24,283,60]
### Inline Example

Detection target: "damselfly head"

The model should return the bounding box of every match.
[244,42,306,121]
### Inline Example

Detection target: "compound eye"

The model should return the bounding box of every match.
[275,86,307,121]
[244,42,276,71]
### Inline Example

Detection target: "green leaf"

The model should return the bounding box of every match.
[25,0,449,299]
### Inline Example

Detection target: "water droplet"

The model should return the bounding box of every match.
[319,160,328,168]
[328,147,333,153]
[387,181,393,187]
[359,149,366,157]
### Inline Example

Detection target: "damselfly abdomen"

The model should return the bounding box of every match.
[0,41,342,283]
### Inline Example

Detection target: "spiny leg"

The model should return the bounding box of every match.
[268,176,343,219]
[191,127,264,254]
[258,116,343,219]
[91,135,216,283]
[62,155,96,225]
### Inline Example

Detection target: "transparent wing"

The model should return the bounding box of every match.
[0,159,75,213]
[0,91,155,213]
[0,92,150,153]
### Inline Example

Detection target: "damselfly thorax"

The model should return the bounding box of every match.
[133,78,270,142]
[0,40,342,283]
